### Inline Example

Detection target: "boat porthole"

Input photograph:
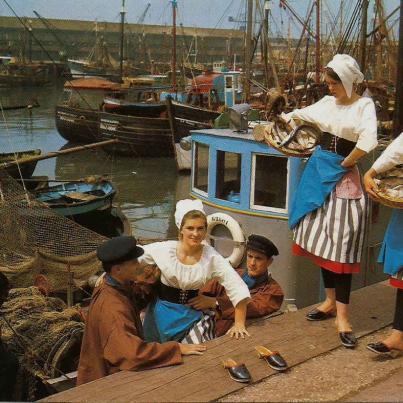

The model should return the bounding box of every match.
[78,115,86,120]
[206,212,246,268]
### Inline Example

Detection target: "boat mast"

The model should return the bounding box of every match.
[393,0,403,137]
[119,0,126,82]
[315,0,320,83]
[171,0,177,93]
[360,0,369,74]
[244,0,253,101]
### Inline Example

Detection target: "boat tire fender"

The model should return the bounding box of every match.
[206,212,245,268]
[78,115,86,120]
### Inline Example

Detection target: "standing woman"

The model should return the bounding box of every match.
[139,199,251,344]
[364,133,403,355]
[284,54,378,348]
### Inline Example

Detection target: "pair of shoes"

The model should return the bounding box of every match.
[306,308,335,321]
[255,345,288,371]
[339,332,357,348]
[222,358,251,383]
[367,342,403,358]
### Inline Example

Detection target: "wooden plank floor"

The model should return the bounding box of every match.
[42,281,395,402]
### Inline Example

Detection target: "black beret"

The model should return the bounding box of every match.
[97,236,144,265]
[247,234,279,257]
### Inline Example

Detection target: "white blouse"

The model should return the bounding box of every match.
[372,133,403,174]
[139,241,250,307]
[284,95,378,153]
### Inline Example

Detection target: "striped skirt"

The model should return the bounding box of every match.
[180,310,216,344]
[294,189,367,269]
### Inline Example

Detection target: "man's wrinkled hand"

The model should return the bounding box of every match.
[179,343,207,356]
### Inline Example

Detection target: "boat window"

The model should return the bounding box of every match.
[225,76,233,89]
[251,154,287,210]
[216,151,241,203]
[193,143,209,194]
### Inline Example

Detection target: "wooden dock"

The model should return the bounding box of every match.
[42,281,395,402]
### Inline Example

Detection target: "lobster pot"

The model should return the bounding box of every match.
[0,287,84,381]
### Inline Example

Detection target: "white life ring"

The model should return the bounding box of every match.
[206,212,246,268]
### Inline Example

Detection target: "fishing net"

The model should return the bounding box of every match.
[0,169,107,292]
[0,286,83,398]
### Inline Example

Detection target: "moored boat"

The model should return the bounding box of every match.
[33,179,116,217]
[0,149,42,179]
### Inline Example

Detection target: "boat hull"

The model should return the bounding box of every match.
[99,111,174,157]
[34,180,116,217]
[55,106,101,143]
[0,149,42,179]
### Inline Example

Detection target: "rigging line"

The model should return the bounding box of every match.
[214,0,235,29]
[0,101,30,203]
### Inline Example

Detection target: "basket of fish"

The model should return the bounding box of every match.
[264,119,322,158]
[374,167,403,209]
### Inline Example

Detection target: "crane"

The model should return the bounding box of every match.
[137,3,151,24]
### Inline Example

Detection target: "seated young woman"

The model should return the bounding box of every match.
[139,199,251,344]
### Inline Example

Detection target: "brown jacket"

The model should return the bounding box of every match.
[202,269,284,336]
[77,281,182,386]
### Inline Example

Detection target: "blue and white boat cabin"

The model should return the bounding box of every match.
[190,127,390,308]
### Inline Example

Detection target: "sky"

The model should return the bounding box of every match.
[0,1,400,37]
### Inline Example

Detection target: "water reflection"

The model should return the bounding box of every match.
[0,85,191,240]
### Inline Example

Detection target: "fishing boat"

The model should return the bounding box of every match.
[188,121,390,308]
[55,77,122,143]
[33,179,116,217]
[0,149,42,179]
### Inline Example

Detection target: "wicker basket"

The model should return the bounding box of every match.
[374,168,403,209]
[264,121,321,158]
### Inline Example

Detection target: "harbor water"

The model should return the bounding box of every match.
[0,85,190,240]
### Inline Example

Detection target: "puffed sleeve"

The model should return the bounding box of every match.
[355,98,378,152]
[283,96,332,128]
[211,253,250,307]
[137,242,161,266]
[372,133,403,174]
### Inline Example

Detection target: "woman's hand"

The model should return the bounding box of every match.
[363,168,380,199]
[341,147,366,168]
[226,323,250,339]
[187,295,217,311]
[179,343,207,356]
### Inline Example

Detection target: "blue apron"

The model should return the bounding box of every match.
[289,146,347,229]
[378,209,403,276]
[143,298,202,343]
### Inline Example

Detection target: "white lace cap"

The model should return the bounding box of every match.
[174,199,206,229]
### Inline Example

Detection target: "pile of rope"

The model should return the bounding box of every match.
[0,286,84,380]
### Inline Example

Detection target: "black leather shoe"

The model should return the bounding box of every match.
[367,342,391,354]
[223,359,251,383]
[339,332,357,348]
[366,342,402,357]
[266,352,288,372]
[306,308,334,321]
[255,345,288,371]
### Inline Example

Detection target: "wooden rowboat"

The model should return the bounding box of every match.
[33,179,116,217]
[0,149,42,179]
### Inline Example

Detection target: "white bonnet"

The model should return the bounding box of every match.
[326,54,364,98]
[174,199,205,229]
